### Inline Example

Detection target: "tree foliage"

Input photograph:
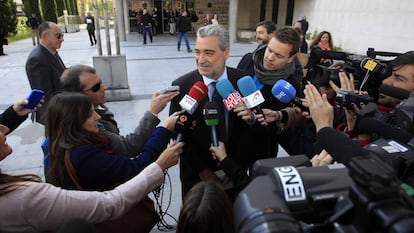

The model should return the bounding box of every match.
[22,0,41,20]
[0,0,18,34]
[41,0,57,22]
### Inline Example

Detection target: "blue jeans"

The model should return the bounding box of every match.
[177,32,190,50]
[142,26,152,44]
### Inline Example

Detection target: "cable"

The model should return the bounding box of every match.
[151,169,178,231]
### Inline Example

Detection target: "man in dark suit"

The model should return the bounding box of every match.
[26,21,66,124]
[169,24,255,200]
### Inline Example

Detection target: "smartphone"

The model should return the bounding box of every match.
[160,85,180,94]
[23,89,45,109]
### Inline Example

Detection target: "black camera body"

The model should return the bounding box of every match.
[306,48,396,101]
[335,90,373,109]
[234,155,414,233]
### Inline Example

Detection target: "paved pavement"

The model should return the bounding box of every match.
[0,27,261,232]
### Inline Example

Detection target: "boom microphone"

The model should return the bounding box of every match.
[215,79,243,111]
[179,81,208,114]
[379,84,411,100]
[271,80,308,111]
[203,101,219,147]
[358,118,413,144]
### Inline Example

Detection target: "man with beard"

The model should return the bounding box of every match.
[237,20,277,75]
[243,27,306,160]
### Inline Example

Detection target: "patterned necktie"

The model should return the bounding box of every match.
[211,82,227,143]
[55,52,66,69]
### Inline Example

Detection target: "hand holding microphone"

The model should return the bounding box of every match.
[216,79,254,123]
[237,76,267,125]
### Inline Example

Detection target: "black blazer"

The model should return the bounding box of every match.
[25,45,65,123]
[169,67,254,197]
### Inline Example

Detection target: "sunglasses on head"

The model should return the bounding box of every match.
[55,33,64,39]
[85,80,102,93]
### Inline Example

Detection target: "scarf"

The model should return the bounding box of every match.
[252,45,296,85]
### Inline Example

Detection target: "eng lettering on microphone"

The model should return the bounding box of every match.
[223,92,243,110]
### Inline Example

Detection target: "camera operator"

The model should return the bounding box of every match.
[330,51,414,145]
[304,83,414,185]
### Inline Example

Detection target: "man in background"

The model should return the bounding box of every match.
[25,22,66,123]
[26,12,41,46]
[293,16,309,53]
[237,20,276,75]
[85,12,97,46]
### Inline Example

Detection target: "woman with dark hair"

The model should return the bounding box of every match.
[0,93,181,232]
[45,92,183,191]
[0,123,181,232]
[308,31,334,66]
[176,180,235,233]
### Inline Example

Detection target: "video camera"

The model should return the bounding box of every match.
[305,48,399,101]
[234,154,414,233]
[335,90,373,109]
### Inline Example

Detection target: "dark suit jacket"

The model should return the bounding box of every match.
[169,67,253,198]
[25,45,65,123]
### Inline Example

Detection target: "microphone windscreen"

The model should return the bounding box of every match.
[379,84,411,100]
[216,79,236,99]
[188,81,208,102]
[271,80,296,104]
[237,76,257,96]
[203,101,219,126]
[358,118,413,143]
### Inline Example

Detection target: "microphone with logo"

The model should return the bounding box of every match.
[215,79,244,111]
[237,76,266,115]
[203,101,219,147]
[271,80,308,112]
[175,81,208,142]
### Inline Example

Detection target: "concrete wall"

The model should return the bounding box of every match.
[293,0,414,55]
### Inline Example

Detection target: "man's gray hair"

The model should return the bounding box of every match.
[196,24,229,51]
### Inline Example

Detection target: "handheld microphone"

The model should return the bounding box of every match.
[215,79,243,111]
[271,80,308,111]
[175,111,197,142]
[237,76,265,109]
[179,81,209,114]
[379,84,411,100]
[176,81,208,142]
[203,101,219,147]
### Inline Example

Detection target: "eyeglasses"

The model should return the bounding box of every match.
[85,80,102,93]
[55,33,64,39]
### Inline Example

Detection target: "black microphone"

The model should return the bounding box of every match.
[175,111,196,143]
[379,84,411,100]
[203,101,219,147]
[175,82,208,142]
[358,118,413,144]
[316,127,367,165]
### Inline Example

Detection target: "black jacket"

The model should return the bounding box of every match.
[176,16,191,33]
[169,67,253,198]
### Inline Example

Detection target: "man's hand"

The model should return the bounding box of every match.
[209,141,227,162]
[161,111,180,131]
[233,101,255,123]
[12,98,44,117]
[304,84,333,132]
[149,90,180,115]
